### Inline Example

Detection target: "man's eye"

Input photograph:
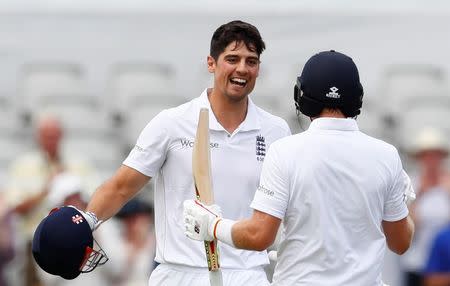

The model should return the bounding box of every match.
[247,59,258,66]
[227,58,237,63]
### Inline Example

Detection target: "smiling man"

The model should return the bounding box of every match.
[41,20,291,286]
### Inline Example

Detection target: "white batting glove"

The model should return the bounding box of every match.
[69,206,101,231]
[401,171,416,206]
[183,200,222,242]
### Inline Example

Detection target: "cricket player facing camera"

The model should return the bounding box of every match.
[184,50,415,286]
[65,20,290,286]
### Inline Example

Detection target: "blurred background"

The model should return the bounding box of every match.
[0,1,450,285]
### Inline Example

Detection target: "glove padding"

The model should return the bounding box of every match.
[70,206,100,231]
[183,200,222,242]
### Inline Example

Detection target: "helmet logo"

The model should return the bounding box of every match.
[72,215,84,224]
[325,87,340,99]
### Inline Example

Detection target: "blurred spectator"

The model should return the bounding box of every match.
[401,127,450,286]
[423,223,450,286]
[45,172,89,209]
[38,172,123,286]
[115,198,156,286]
[0,191,14,286]
[3,114,98,286]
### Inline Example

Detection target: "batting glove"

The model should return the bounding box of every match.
[70,206,101,231]
[401,171,416,206]
[183,200,222,242]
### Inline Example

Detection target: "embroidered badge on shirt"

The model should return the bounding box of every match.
[256,135,266,162]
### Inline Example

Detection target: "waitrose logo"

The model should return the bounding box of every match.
[180,138,219,149]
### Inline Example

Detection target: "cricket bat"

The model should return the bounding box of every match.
[192,108,223,286]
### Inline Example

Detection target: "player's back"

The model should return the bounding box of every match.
[271,118,403,286]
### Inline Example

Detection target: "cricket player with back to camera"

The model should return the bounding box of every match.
[184,50,416,286]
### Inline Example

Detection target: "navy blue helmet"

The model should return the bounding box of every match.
[294,50,364,118]
[32,206,108,280]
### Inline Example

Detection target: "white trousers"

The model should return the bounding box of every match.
[148,263,270,286]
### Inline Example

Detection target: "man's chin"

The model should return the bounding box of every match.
[226,87,252,100]
[226,92,249,103]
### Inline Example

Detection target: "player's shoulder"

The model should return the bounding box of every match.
[359,132,398,151]
[358,131,400,157]
[253,105,290,134]
[267,133,302,152]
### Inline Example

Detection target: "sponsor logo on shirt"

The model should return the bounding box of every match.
[256,135,266,162]
[257,185,274,197]
[180,138,219,149]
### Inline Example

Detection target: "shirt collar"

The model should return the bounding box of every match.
[308,117,359,132]
[239,97,261,131]
[197,88,261,132]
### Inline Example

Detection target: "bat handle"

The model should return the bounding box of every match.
[209,269,223,286]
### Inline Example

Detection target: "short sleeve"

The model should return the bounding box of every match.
[383,153,411,222]
[123,110,171,178]
[250,143,289,220]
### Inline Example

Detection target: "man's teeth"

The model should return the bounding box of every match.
[230,78,247,85]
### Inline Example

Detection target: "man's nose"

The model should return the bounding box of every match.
[236,59,248,74]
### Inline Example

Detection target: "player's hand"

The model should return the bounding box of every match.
[183,200,222,242]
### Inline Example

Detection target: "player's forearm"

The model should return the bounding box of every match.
[184,203,281,251]
[231,219,275,251]
[215,211,280,251]
[397,215,415,254]
[213,218,270,251]
[383,215,415,255]
[86,165,149,221]
[86,179,128,221]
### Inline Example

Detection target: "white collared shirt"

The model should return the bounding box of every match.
[251,117,411,285]
[124,88,291,269]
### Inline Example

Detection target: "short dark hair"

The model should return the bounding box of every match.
[210,20,266,60]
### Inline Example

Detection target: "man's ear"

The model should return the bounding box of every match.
[207,56,215,73]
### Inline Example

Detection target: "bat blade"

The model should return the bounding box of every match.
[193,108,214,205]
[192,108,223,286]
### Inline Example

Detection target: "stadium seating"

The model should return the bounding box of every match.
[1,59,448,181]
[17,62,121,176]
[379,64,450,153]
[107,62,186,148]
[357,93,393,142]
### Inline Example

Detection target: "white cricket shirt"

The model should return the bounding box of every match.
[251,118,411,285]
[124,89,290,269]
